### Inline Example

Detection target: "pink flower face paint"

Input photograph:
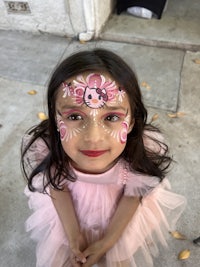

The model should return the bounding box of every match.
[62,73,125,110]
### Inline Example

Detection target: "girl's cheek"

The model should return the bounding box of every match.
[119,121,129,144]
[58,121,68,141]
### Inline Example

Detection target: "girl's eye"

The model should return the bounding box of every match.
[105,114,120,122]
[68,114,83,121]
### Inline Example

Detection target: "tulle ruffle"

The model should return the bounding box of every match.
[24,176,186,267]
[23,134,186,267]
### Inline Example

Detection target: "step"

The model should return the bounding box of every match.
[100,0,200,51]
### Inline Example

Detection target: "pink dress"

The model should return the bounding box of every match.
[23,134,186,267]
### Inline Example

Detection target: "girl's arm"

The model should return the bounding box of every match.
[50,187,87,265]
[83,195,140,266]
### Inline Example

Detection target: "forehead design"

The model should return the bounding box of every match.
[62,73,126,110]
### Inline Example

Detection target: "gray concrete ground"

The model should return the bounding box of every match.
[0,1,200,266]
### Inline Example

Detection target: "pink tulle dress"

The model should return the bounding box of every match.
[23,134,186,267]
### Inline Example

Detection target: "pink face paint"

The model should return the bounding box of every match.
[119,121,129,144]
[57,113,83,142]
[61,73,126,110]
[62,82,73,98]
[61,109,86,118]
[57,119,68,141]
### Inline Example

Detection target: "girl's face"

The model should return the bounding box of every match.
[55,72,134,174]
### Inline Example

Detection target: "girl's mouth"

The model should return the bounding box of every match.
[80,150,108,157]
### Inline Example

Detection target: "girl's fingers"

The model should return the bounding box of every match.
[71,257,81,267]
[71,250,87,264]
[76,254,87,263]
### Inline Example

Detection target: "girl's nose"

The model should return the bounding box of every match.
[83,121,104,142]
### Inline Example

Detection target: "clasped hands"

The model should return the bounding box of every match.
[70,233,109,267]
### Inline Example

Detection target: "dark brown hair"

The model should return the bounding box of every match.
[21,49,171,192]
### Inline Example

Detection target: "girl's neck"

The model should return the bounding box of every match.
[70,159,119,175]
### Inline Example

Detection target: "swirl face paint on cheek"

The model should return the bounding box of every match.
[119,121,129,144]
[56,114,83,142]
[57,118,68,141]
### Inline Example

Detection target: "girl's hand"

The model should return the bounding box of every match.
[82,239,108,267]
[69,233,87,266]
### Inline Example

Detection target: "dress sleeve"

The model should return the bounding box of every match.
[123,130,167,197]
[124,172,160,197]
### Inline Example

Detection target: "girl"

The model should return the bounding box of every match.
[21,49,186,267]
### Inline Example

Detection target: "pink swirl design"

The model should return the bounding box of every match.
[58,120,68,141]
[119,121,129,144]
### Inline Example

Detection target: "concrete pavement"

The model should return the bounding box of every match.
[0,3,200,266]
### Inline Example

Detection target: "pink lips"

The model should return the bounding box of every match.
[80,150,108,157]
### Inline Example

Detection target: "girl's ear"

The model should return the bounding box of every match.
[128,118,135,133]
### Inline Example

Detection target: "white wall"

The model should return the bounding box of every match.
[0,0,75,36]
[0,0,113,39]
[94,0,114,37]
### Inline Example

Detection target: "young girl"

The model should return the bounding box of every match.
[21,49,186,267]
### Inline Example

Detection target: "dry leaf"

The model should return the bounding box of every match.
[37,112,48,121]
[79,40,86,44]
[176,112,186,117]
[167,112,186,118]
[150,113,159,122]
[28,90,37,95]
[141,81,151,90]
[178,249,190,260]
[141,81,148,87]
[170,231,187,240]
[167,113,177,118]
[193,58,200,64]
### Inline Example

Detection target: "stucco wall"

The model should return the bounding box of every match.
[0,0,75,36]
[0,0,113,38]
[94,0,114,37]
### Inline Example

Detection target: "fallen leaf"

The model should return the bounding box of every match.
[170,231,187,240]
[141,81,148,86]
[167,112,186,118]
[176,112,186,117]
[167,113,177,118]
[37,112,48,121]
[141,81,151,90]
[178,249,190,260]
[79,40,86,44]
[28,90,37,95]
[193,59,200,64]
[150,113,159,122]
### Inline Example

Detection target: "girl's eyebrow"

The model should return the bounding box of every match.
[103,105,127,112]
[59,104,127,112]
[59,105,83,111]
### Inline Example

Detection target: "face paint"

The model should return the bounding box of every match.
[57,118,68,141]
[62,73,125,110]
[57,114,82,142]
[57,73,133,145]
[107,114,131,144]
[119,121,129,144]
